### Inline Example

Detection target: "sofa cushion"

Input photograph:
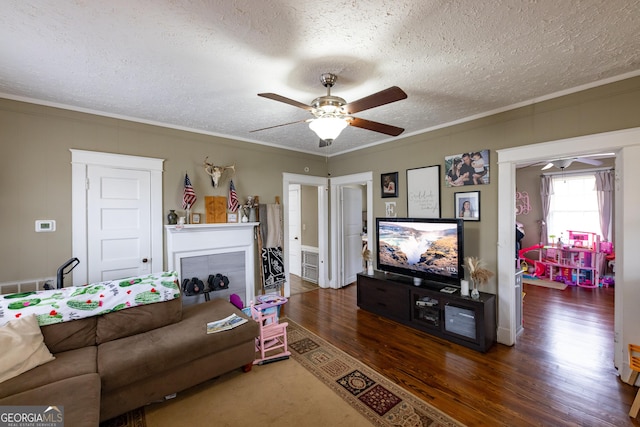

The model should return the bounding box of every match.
[0,373,101,427]
[0,314,55,384]
[98,299,259,391]
[0,346,97,399]
[41,316,97,353]
[96,296,182,344]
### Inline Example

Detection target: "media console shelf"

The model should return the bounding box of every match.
[357,272,496,352]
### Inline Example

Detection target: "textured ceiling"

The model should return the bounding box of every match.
[1,0,639,156]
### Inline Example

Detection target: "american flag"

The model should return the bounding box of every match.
[182,173,197,209]
[228,180,239,212]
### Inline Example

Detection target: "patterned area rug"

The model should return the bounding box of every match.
[286,320,463,427]
[101,319,464,427]
[101,408,145,427]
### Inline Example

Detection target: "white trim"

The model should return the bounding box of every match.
[497,127,640,385]
[71,149,164,285]
[541,166,613,177]
[165,223,257,304]
[329,172,374,289]
[282,173,329,296]
[10,70,639,158]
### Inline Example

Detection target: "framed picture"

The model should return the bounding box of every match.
[407,165,441,218]
[381,172,398,198]
[190,212,202,224]
[444,149,490,187]
[227,213,238,223]
[455,191,480,221]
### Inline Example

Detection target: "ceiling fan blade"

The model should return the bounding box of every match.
[257,93,312,111]
[249,119,308,133]
[541,162,554,170]
[576,157,603,166]
[343,86,407,114]
[348,117,404,136]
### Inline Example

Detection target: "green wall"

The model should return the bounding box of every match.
[0,99,328,282]
[1,75,640,287]
[328,76,640,293]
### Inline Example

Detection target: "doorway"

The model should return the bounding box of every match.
[288,183,323,296]
[282,173,328,297]
[497,127,640,378]
[330,172,374,289]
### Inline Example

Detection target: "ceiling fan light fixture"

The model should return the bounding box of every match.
[309,116,348,142]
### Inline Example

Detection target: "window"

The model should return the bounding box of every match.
[547,173,600,242]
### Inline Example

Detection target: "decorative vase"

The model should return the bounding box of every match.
[471,279,480,300]
[248,207,257,222]
[167,209,178,225]
[367,263,374,275]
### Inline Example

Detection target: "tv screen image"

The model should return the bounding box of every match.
[376,218,463,285]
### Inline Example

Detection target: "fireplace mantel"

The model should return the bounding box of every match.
[165,222,259,304]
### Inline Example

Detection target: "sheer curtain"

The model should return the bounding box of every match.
[595,170,614,242]
[539,175,553,244]
[595,170,614,274]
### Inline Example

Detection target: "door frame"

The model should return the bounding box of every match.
[287,184,302,277]
[282,173,328,296]
[330,172,373,289]
[70,149,164,286]
[497,127,640,379]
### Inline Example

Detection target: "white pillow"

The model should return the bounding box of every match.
[0,314,55,383]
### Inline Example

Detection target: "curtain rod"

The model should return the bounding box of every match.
[541,166,613,177]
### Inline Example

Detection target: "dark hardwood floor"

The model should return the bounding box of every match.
[284,281,639,427]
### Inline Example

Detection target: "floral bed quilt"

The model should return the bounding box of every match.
[0,271,180,327]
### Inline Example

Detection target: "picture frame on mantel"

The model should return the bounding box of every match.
[407,165,441,218]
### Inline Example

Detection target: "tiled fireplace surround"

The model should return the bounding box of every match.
[165,222,259,306]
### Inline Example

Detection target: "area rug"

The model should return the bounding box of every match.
[522,277,568,290]
[286,320,463,427]
[101,320,464,427]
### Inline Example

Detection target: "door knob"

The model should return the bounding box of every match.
[142,258,149,263]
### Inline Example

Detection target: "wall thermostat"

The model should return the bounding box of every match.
[35,220,56,232]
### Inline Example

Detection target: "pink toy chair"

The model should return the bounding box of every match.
[250,301,291,365]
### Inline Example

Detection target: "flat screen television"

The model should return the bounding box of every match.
[376,217,464,286]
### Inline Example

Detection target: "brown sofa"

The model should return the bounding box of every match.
[0,295,259,426]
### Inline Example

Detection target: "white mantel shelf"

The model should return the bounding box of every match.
[165,222,260,305]
[165,222,259,232]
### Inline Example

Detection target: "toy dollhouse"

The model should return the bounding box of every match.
[519,231,613,288]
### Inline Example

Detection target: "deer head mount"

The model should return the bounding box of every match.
[203,157,235,188]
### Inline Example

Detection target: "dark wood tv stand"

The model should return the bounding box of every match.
[357,271,496,352]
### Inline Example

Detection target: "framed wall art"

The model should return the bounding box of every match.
[406,165,441,218]
[381,172,398,198]
[444,149,490,187]
[455,191,480,221]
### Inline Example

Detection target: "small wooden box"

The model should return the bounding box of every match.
[205,196,227,223]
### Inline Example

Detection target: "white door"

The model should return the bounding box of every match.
[87,166,152,283]
[341,186,363,285]
[288,184,302,276]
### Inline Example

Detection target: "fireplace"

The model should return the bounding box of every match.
[165,223,259,306]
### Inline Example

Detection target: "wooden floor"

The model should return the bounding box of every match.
[289,274,319,295]
[284,282,640,427]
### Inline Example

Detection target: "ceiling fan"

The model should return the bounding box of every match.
[540,157,603,170]
[251,73,407,147]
